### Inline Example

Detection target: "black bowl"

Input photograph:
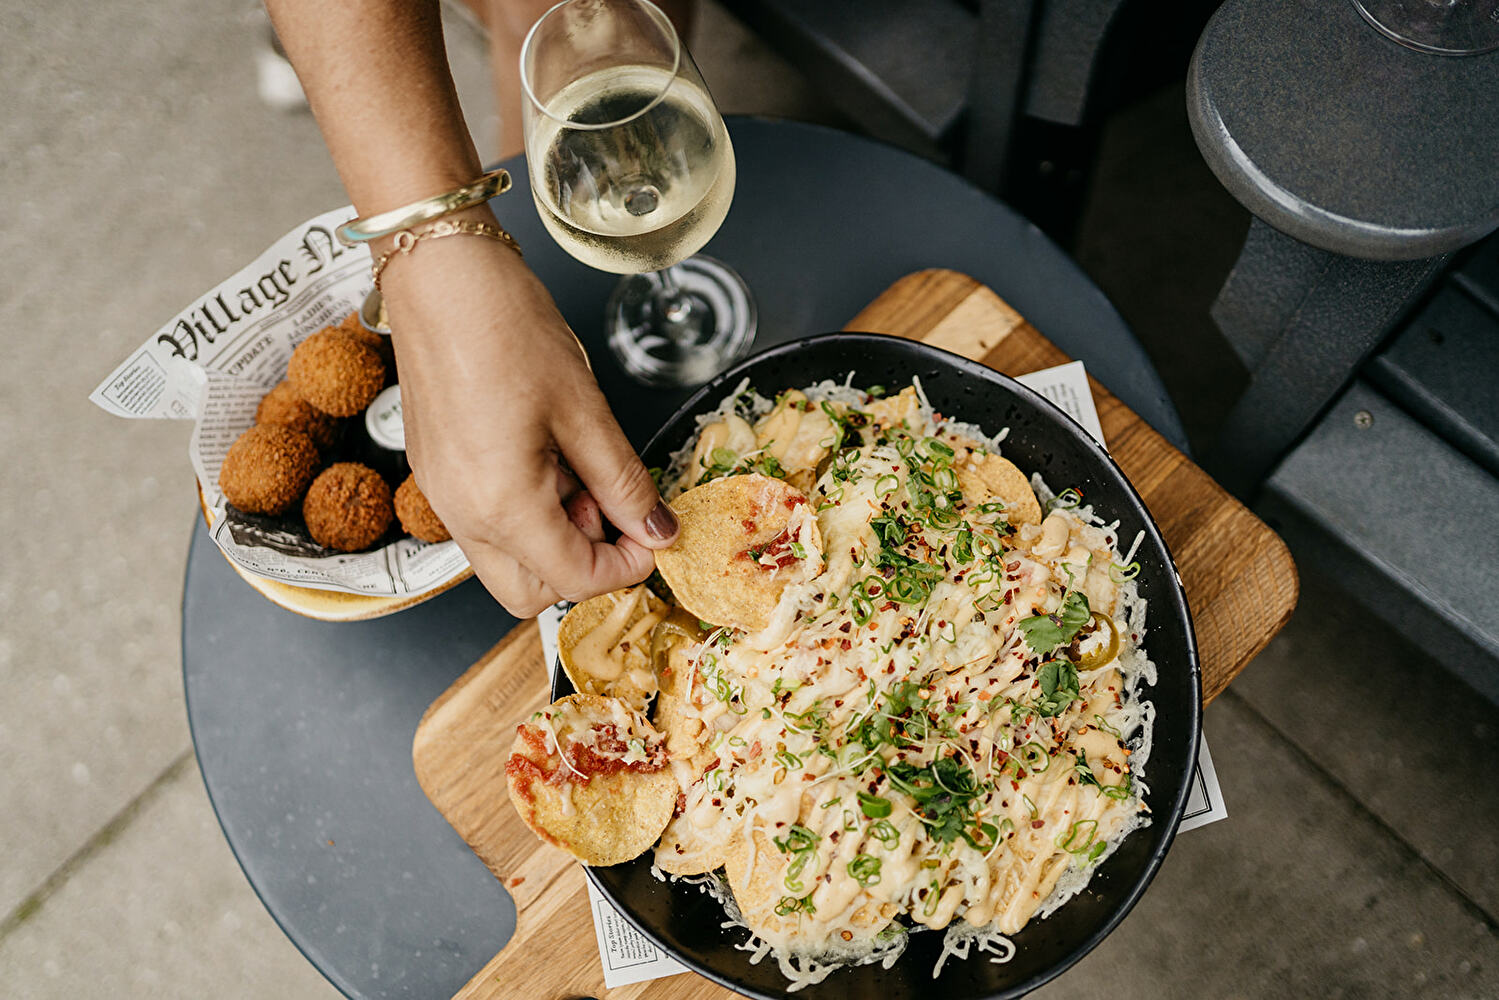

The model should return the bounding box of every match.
[553,332,1202,999]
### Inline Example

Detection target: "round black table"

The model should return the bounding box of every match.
[183,117,1186,1000]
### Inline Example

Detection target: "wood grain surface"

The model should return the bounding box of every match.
[412,269,1298,1000]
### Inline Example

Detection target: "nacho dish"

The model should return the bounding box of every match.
[507,379,1157,990]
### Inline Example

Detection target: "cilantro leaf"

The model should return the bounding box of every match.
[885,757,988,846]
[1017,591,1091,655]
[1033,660,1080,717]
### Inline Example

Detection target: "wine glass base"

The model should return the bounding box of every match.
[606,255,757,388]
[1352,0,1499,55]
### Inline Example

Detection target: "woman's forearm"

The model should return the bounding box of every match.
[264,0,484,214]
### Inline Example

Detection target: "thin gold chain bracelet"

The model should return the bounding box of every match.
[370,219,523,290]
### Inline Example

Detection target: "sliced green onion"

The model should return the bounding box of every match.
[923,438,955,462]
[1047,487,1083,512]
[850,591,874,625]
[847,854,883,886]
[1058,819,1099,854]
[1016,742,1050,773]
[923,878,941,916]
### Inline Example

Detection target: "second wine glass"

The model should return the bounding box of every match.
[520,0,755,387]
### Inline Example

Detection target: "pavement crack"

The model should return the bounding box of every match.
[0,749,195,942]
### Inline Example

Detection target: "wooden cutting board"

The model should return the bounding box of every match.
[412,269,1299,1000]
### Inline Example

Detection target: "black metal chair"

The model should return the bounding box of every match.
[716,0,1219,245]
[1188,0,1499,700]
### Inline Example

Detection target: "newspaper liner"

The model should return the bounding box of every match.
[89,206,469,598]
[539,361,1226,989]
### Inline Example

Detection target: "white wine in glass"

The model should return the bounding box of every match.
[1352,0,1499,55]
[521,0,754,387]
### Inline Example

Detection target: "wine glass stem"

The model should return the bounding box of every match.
[654,266,694,327]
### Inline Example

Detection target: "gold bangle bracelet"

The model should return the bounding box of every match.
[337,168,512,247]
[370,219,523,290]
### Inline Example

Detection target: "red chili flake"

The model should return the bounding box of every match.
[839,621,852,633]
[839,638,853,650]
[507,876,526,888]
[743,518,757,530]
[1031,820,1045,829]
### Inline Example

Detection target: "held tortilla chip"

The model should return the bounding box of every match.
[504,693,676,866]
[654,474,823,632]
[557,585,667,713]
[957,453,1043,526]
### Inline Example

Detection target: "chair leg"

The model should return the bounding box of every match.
[1206,219,1448,497]
[962,0,1038,194]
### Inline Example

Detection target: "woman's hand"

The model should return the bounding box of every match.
[265,0,672,615]
[380,218,679,617]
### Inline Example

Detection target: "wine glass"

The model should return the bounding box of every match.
[1351,0,1499,55]
[520,0,755,387]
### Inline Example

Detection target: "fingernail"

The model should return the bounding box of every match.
[645,501,678,542]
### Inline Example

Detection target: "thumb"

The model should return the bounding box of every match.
[556,403,679,549]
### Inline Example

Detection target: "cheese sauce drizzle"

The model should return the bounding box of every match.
[644,380,1154,990]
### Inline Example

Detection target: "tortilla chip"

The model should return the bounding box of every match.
[957,453,1042,526]
[655,808,730,876]
[654,474,823,631]
[754,390,837,473]
[785,468,817,494]
[650,617,713,758]
[557,585,666,713]
[504,693,676,866]
[864,386,921,429]
[724,828,798,939]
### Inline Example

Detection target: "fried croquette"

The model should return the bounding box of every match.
[219,425,320,515]
[303,463,394,552]
[337,311,396,376]
[254,380,340,451]
[394,475,451,543]
[287,329,386,417]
